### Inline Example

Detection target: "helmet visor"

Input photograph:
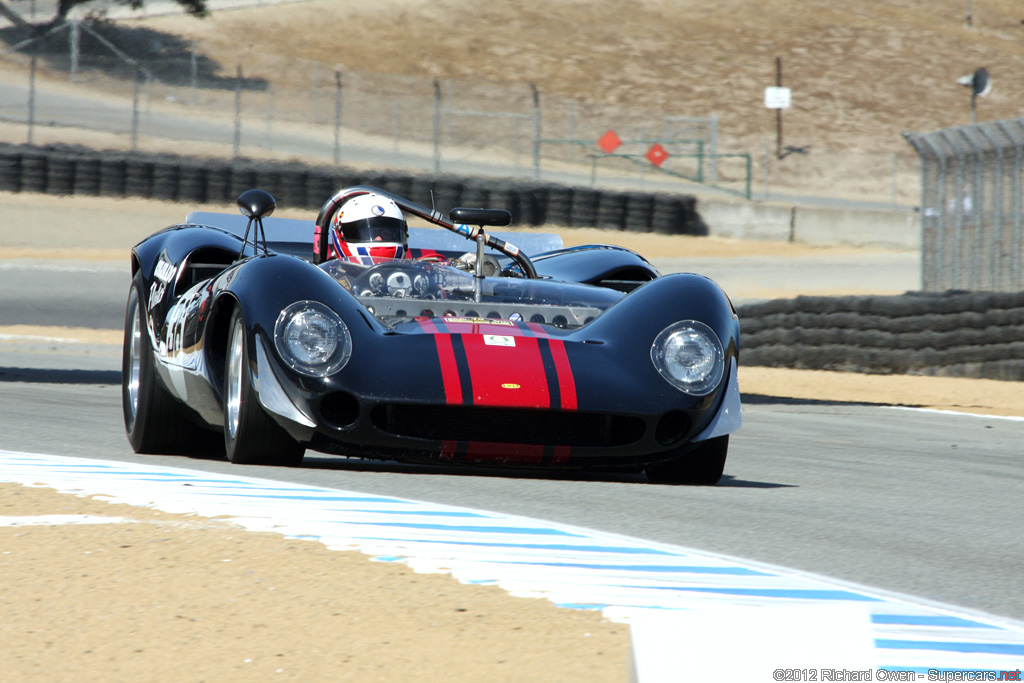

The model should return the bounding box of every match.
[339,217,406,243]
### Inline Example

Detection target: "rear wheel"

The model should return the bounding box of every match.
[123,272,216,454]
[644,436,729,485]
[223,309,305,466]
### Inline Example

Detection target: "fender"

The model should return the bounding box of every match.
[531,244,659,287]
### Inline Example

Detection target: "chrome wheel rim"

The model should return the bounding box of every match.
[126,289,142,426]
[226,317,244,439]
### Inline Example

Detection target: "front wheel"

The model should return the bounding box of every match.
[644,436,729,485]
[123,272,214,454]
[223,309,305,467]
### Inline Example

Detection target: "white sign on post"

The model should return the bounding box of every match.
[764,86,792,109]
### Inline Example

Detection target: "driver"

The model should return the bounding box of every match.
[327,192,409,265]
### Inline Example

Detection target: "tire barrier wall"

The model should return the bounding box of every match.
[0,143,708,236]
[736,291,1024,382]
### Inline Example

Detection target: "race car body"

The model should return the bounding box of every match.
[123,186,741,484]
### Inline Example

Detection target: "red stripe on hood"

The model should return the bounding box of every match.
[526,323,578,411]
[418,318,462,404]
[548,338,577,411]
[460,333,550,408]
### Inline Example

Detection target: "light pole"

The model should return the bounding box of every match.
[956,68,991,125]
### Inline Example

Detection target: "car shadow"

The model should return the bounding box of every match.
[299,454,792,488]
[742,392,904,410]
[0,367,121,384]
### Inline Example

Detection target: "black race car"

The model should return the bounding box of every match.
[122,186,740,484]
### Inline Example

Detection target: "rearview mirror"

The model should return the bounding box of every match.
[449,207,512,227]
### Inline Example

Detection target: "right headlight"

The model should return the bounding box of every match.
[651,320,725,396]
[274,301,352,377]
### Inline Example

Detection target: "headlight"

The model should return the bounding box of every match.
[651,320,724,396]
[274,301,352,377]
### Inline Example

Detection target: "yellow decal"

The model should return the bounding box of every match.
[501,383,521,389]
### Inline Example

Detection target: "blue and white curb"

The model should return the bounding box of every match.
[2,449,1023,673]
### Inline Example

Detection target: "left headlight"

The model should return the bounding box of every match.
[651,320,725,396]
[274,301,352,377]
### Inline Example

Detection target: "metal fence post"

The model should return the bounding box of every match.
[947,131,967,289]
[333,71,343,166]
[392,98,400,154]
[1002,120,1024,289]
[924,137,948,292]
[233,66,243,158]
[131,68,140,151]
[432,79,441,174]
[709,115,719,182]
[312,62,321,123]
[978,126,1004,289]
[530,82,540,181]
[190,41,198,106]
[264,84,274,150]
[743,154,751,200]
[27,53,36,145]
[69,19,79,82]
[1013,124,1024,290]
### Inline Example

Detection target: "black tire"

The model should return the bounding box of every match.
[99,157,127,197]
[125,159,154,198]
[223,309,305,466]
[644,436,729,485]
[45,155,74,196]
[73,156,102,196]
[0,152,22,193]
[21,155,47,193]
[123,272,215,454]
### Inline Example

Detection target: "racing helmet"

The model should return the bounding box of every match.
[330,193,408,265]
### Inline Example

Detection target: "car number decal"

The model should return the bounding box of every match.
[484,335,515,347]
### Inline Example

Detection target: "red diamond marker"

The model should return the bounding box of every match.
[597,130,622,154]
[646,143,669,167]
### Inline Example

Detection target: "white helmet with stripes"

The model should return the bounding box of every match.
[330,192,408,265]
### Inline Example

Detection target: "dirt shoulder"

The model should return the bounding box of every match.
[742,367,1024,419]
[0,483,629,682]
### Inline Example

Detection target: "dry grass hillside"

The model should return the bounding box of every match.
[137,0,1024,154]
[120,0,1024,203]
[0,1,1016,202]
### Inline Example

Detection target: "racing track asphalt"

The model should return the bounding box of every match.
[0,259,128,330]
[1,379,1022,625]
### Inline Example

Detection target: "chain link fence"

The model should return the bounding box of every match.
[0,18,750,196]
[904,118,1024,293]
